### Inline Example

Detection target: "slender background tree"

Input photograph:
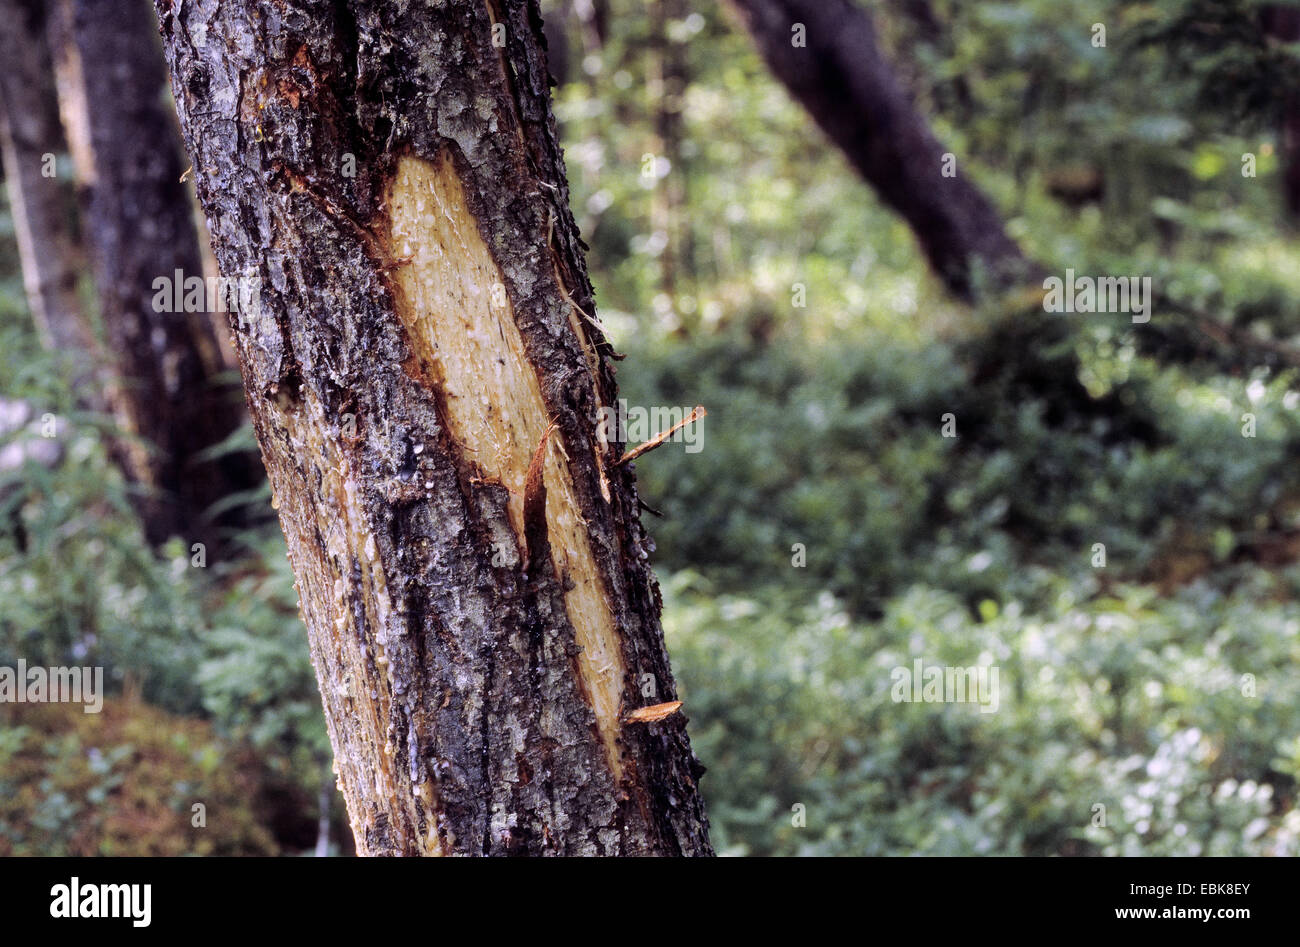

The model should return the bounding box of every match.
[45,0,261,552]
[0,0,96,394]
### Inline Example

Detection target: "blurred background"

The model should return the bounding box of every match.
[3,0,1300,856]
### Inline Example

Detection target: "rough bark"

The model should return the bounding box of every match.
[46,0,262,551]
[0,0,98,394]
[153,0,712,856]
[728,0,1037,299]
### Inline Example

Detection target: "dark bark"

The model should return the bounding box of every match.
[153,0,712,856]
[728,0,1037,299]
[46,0,262,552]
[1263,4,1300,217]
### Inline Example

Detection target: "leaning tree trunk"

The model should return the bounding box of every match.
[46,0,262,552]
[154,0,712,856]
[728,0,1036,300]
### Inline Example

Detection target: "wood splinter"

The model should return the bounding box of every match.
[615,406,706,467]
[623,700,683,724]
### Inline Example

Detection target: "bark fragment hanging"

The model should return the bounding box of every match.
[624,700,684,724]
[616,405,707,466]
[523,420,558,575]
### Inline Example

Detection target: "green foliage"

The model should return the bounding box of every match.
[195,529,332,777]
[1136,0,1300,130]
[621,308,1300,618]
[665,570,1300,856]
[0,316,331,852]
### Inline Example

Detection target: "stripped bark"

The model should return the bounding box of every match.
[728,0,1037,299]
[153,0,712,855]
[46,0,262,551]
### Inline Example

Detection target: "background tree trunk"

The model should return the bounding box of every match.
[649,0,692,327]
[46,0,262,552]
[540,0,571,88]
[0,0,181,516]
[574,0,610,53]
[154,0,712,856]
[1263,4,1300,218]
[0,0,100,398]
[728,0,1036,299]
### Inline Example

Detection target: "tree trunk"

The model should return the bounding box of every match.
[728,0,1036,299]
[1263,4,1300,218]
[46,0,262,552]
[540,0,571,88]
[649,0,691,325]
[0,0,99,396]
[153,0,712,856]
[0,0,175,510]
[574,0,610,53]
